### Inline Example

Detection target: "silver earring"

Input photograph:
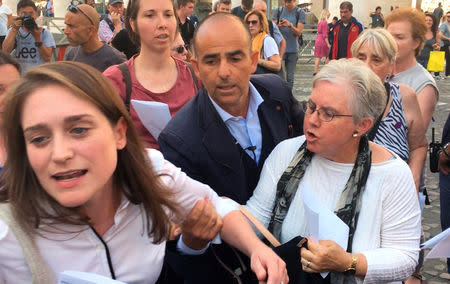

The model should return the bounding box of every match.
[352,132,358,138]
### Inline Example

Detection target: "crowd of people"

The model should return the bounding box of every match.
[0,0,448,283]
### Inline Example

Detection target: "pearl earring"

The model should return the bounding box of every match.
[352,132,358,138]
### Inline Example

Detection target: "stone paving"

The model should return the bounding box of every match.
[291,57,450,283]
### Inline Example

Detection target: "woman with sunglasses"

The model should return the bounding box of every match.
[0,62,287,283]
[104,0,199,149]
[171,32,188,62]
[244,9,282,75]
[244,59,420,283]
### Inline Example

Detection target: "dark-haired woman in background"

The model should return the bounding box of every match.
[417,13,441,70]
[104,0,199,149]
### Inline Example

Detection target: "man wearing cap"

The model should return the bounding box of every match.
[98,0,124,44]
[2,0,55,72]
[64,4,125,72]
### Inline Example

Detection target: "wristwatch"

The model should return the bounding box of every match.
[443,142,450,158]
[34,42,43,47]
[343,255,357,276]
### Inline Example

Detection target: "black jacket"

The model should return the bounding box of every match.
[158,74,304,283]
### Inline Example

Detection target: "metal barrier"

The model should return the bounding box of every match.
[298,28,317,62]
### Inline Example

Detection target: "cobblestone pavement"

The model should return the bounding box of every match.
[292,57,450,283]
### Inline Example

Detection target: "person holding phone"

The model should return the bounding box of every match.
[272,0,305,90]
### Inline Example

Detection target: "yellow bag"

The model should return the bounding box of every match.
[427,51,445,72]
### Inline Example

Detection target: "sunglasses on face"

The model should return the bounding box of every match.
[67,5,94,25]
[246,20,259,25]
[173,45,188,54]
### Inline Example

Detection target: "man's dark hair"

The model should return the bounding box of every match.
[333,16,339,21]
[17,0,37,12]
[0,51,21,73]
[220,0,231,4]
[340,1,353,11]
[242,0,253,10]
[376,6,381,10]
[178,0,195,9]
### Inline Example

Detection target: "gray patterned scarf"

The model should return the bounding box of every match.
[268,135,371,283]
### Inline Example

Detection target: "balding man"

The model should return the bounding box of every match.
[159,13,303,284]
[64,4,125,72]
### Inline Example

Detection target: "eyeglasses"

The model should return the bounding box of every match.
[246,20,259,25]
[68,5,94,25]
[172,45,187,54]
[304,100,353,122]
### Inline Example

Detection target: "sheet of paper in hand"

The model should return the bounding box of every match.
[59,271,127,284]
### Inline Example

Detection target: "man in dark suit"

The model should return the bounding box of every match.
[158,12,304,284]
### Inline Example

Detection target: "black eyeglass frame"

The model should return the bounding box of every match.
[304,100,353,122]
[67,5,95,25]
[246,20,260,25]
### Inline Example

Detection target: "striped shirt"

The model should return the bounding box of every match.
[373,83,409,161]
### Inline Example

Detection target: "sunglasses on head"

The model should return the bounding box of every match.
[246,20,259,25]
[173,45,188,54]
[67,5,94,25]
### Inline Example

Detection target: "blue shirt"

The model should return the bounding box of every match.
[272,7,305,53]
[208,83,264,163]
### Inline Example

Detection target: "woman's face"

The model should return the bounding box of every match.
[354,42,393,81]
[0,64,20,114]
[425,16,433,29]
[171,33,188,61]
[247,14,261,37]
[21,85,127,209]
[304,81,363,163]
[132,0,177,51]
[387,20,419,61]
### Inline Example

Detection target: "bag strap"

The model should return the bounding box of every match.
[186,62,200,92]
[104,16,116,33]
[118,62,132,112]
[239,205,280,247]
[367,82,390,141]
[0,204,54,284]
[276,7,282,24]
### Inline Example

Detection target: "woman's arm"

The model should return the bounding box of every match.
[258,54,281,72]
[153,150,288,283]
[258,37,281,72]
[399,84,428,191]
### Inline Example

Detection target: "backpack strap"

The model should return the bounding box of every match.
[103,16,116,33]
[0,204,54,284]
[186,62,200,92]
[276,6,283,24]
[118,62,132,112]
[268,20,274,38]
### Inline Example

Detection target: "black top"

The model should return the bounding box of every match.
[178,18,195,48]
[337,22,351,59]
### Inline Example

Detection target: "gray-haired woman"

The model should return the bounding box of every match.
[351,28,428,192]
[245,59,421,283]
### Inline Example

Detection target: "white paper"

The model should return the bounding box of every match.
[421,227,450,258]
[301,183,350,278]
[58,271,126,284]
[131,100,171,139]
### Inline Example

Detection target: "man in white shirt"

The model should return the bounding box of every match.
[0,0,12,48]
